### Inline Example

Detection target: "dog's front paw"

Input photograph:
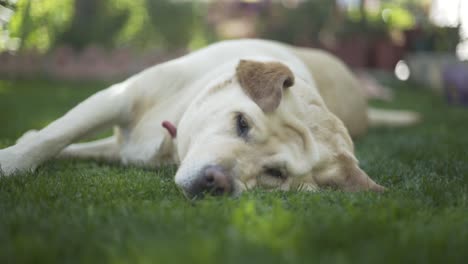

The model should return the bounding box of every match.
[0,148,34,177]
[0,148,17,176]
[16,129,39,144]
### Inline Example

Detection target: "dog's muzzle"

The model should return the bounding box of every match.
[184,165,233,199]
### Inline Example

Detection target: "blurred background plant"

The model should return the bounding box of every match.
[0,0,212,52]
[0,0,467,88]
[1,0,465,53]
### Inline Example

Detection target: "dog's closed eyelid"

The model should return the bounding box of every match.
[264,166,288,179]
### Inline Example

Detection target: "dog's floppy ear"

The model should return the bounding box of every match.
[340,163,386,193]
[236,59,294,112]
[316,153,386,193]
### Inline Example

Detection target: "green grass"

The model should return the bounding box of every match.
[0,78,467,264]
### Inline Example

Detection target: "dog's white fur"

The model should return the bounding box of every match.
[1,39,418,196]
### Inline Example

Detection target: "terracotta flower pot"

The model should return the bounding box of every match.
[372,39,404,71]
[334,35,371,68]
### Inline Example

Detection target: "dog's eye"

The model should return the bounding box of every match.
[236,113,250,137]
[265,167,286,180]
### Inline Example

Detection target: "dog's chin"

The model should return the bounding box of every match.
[181,186,244,200]
[180,190,235,200]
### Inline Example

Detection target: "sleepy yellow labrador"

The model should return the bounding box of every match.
[0,39,419,198]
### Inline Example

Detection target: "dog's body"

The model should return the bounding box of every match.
[0,39,418,197]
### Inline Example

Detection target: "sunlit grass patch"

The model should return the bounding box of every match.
[0,78,467,263]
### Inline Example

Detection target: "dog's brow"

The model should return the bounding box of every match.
[206,77,233,95]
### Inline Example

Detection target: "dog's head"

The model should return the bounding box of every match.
[175,59,384,198]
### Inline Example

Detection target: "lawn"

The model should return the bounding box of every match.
[0,78,467,264]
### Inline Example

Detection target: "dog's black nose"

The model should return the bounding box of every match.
[189,165,232,198]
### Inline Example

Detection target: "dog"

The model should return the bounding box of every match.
[0,39,419,198]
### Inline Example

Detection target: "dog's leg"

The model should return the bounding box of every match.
[0,82,133,176]
[17,130,120,161]
[58,136,119,162]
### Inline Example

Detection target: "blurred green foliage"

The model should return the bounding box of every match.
[345,3,415,35]
[0,0,461,53]
[258,0,336,45]
[56,0,129,50]
[6,0,207,52]
[145,0,197,49]
[8,0,73,51]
